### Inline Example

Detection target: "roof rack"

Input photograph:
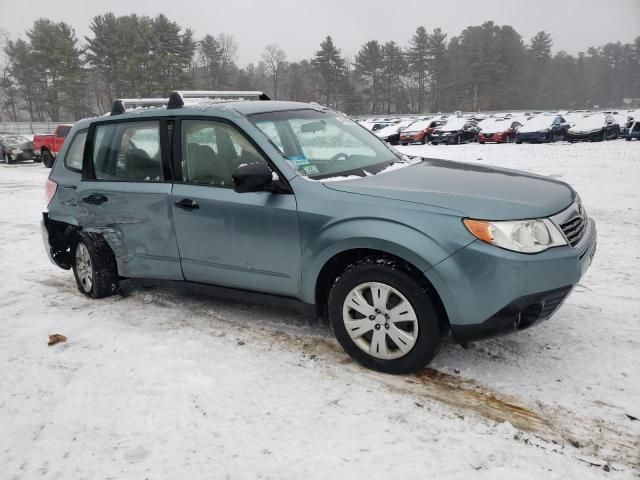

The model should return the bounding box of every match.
[167,90,271,109]
[111,98,168,116]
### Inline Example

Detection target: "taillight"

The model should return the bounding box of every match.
[45,179,58,206]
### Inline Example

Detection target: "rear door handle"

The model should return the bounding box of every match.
[81,193,108,205]
[174,198,199,211]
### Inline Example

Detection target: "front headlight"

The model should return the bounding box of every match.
[463,218,567,253]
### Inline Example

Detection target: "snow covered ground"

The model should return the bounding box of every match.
[1,140,638,479]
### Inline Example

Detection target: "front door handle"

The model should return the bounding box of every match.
[81,193,108,205]
[174,198,199,211]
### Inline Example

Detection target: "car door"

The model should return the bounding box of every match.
[77,118,182,280]
[170,118,301,297]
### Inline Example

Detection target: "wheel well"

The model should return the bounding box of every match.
[45,219,81,270]
[314,248,449,328]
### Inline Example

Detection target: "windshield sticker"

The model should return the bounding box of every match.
[302,165,319,175]
[288,155,309,166]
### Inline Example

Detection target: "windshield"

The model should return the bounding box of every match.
[250,109,403,180]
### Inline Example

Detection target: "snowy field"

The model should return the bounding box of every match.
[1,140,639,479]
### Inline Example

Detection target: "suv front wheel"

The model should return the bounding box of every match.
[72,232,119,299]
[329,258,446,374]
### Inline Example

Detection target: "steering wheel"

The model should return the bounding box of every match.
[325,152,349,170]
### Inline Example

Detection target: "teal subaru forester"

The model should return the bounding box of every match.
[42,91,597,373]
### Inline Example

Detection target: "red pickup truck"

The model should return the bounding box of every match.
[34,124,73,167]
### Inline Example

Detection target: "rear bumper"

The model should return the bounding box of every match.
[425,217,597,342]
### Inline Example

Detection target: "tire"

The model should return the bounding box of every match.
[328,257,446,374]
[626,137,632,141]
[72,232,119,299]
[42,150,54,168]
[516,139,523,144]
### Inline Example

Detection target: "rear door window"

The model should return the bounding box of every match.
[92,121,164,182]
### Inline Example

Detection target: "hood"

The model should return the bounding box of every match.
[1,136,33,149]
[323,158,574,220]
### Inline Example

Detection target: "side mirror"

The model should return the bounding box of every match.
[232,163,274,193]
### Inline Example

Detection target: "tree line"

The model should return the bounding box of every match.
[1,14,639,122]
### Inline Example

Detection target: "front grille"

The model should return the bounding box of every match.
[560,215,586,247]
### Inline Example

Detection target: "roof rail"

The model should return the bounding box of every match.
[111,98,168,116]
[167,90,271,109]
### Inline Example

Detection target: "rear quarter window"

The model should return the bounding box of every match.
[63,130,87,172]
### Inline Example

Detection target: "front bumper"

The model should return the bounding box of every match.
[399,133,423,143]
[479,133,506,143]
[431,134,457,144]
[567,131,601,142]
[517,132,548,143]
[425,217,597,342]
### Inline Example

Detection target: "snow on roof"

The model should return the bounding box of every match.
[439,117,468,131]
[478,118,511,132]
[518,115,556,133]
[402,119,433,131]
[375,120,414,137]
[568,114,609,132]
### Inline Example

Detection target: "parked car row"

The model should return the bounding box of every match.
[3,110,638,169]
[359,110,640,146]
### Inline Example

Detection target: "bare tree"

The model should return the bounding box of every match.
[261,44,287,99]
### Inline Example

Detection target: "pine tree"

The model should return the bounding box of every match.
[312,36,346,108]
[354,40,383,113]
[426,28,448,112]
[408,26,430,112]
[26,19,85,120]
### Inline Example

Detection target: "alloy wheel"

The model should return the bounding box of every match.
[342,282,419,360]
[75,243,93,293]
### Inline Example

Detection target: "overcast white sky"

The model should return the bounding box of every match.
[1,0,639,63]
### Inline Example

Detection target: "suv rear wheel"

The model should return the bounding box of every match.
[328,258,446,374]
[72,232,119,299]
